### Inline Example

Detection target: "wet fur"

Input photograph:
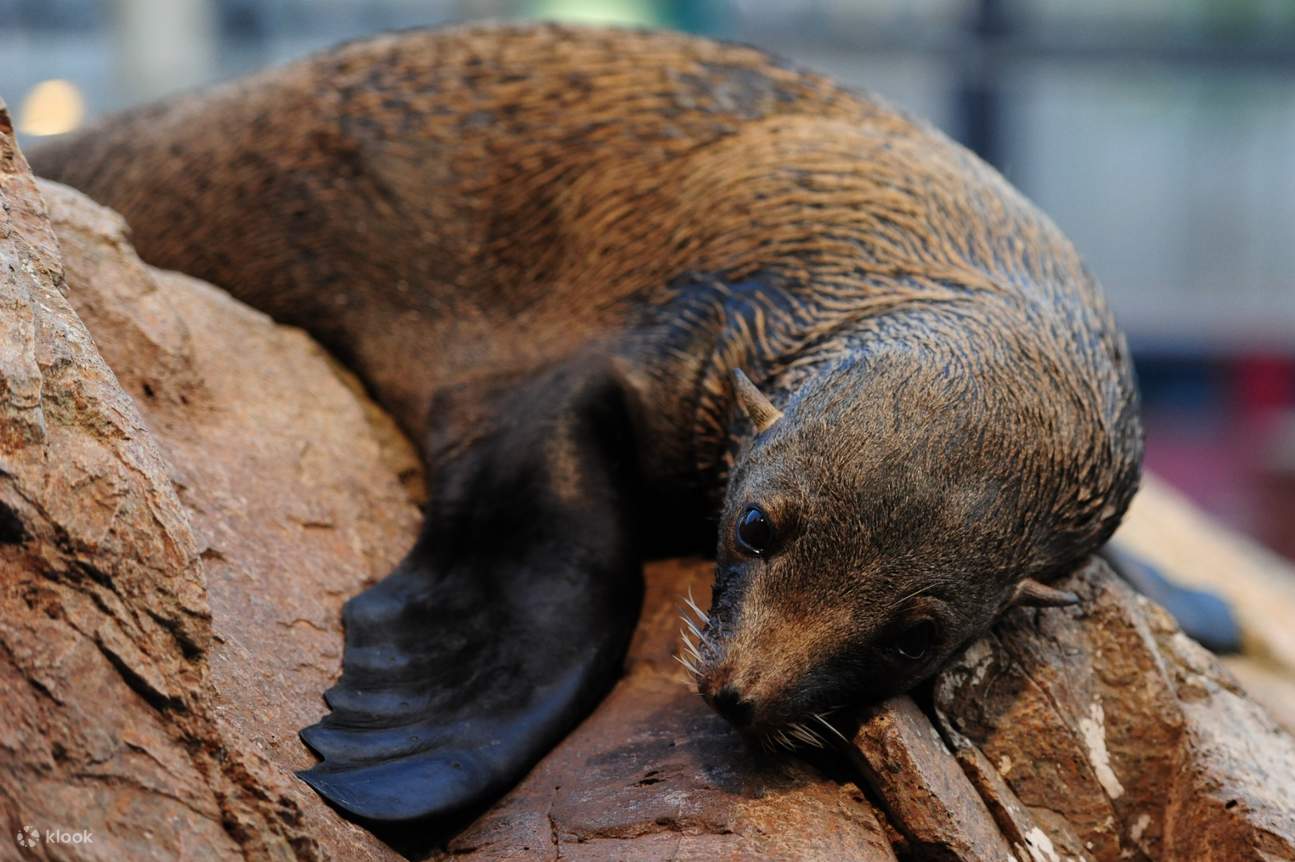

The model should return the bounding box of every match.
[31,22,1142,822]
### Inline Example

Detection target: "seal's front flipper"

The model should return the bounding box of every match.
[298,360,644,823]
[1101,543,1242,654]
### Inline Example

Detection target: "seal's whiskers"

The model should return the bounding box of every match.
[684,587,709,625]
[814,712,851,746]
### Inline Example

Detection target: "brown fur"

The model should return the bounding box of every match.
[32,22,1141,732]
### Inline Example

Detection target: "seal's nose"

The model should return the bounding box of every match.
[711,685,755,727]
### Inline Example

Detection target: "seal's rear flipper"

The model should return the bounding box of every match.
[1101,543,1242,654]
[298,360,644,823]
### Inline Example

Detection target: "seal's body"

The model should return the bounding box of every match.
[33,24,1142,826]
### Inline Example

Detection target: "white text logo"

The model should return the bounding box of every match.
[14,826,95,848]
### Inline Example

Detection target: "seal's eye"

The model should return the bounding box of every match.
[735,506,774,556]
[887,621,935,661]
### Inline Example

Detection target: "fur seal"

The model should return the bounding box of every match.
[31,23,1143,825]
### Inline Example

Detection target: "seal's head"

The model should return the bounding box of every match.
[691,320,1140,742]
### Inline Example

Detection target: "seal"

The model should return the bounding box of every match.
[31,23,1144,825]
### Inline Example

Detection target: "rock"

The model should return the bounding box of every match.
[1222,659,1295,735]
[934,558,1295,861]
[940,732,1084,862]
[851,696,1016,861]
[1115,475,1295,734]
[3,102,1294,861]
[42,172,429,861]
[1,100,415,860]
[1117,475,1295,678]
[1,101,250,861]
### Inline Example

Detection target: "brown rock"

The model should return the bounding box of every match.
[1116,474,1295,727]
[0,100,415,860]
[39,174,423,860]
[1222,659,1295,735]
[2,108,267,859]
[934,558,1295,861]
[851,696,1017,861]
[941,732,1085,862]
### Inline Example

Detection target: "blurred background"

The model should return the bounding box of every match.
[2,0,1293,559]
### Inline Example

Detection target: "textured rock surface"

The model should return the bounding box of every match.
[1117,474,1295,732]
[851,696,1015,861]
[936,559,1295,861]
[1,104,263,862]
[3,104,1295,861]
[40,176,426,861]
[2,100,416,860]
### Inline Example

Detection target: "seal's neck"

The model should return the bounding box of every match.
[647,272,868,510]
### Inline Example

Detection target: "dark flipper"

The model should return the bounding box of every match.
[1101,542,1242,654]
[298,359,645,823]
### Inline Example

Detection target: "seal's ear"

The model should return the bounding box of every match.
[732,369,782,434]
[1011,578,1081,608]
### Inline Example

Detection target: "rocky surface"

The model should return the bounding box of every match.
[935,559,1295,861]
[2,105,247,861]
[851,696,1015,861]
[2,101,416,860]
[43,172,431,862]
[1118,474,1295,733]
[2,104,1294,860]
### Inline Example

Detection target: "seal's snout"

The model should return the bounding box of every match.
[709,685,755,727]
[697,664,755,726]
[698,659,779,730]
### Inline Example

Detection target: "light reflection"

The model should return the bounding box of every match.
[18,79,86,137]
[528,0,660,26]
